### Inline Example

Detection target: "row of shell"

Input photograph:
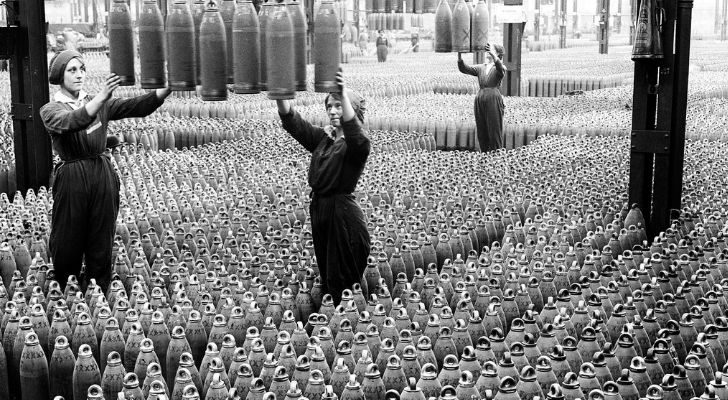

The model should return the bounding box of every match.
[365,0,436,14]
[108,0,340,101]
[434,0,489,53]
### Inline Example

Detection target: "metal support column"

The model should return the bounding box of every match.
[503,21,523,96]
[628,0,693,238]
[597,0,609,54]
[534,0,540,42]
[667,0,693,214]
[717,0,721,34]
[354,0,360,34]
[722,0,727,41]
[558,0,566,48]
[650,0,678,235]
[92,0,100,32]
[616,0,622,33]
[105,0,111,32]
[630,0,636,44]
[5,0,53,198]
[572,0,578,36]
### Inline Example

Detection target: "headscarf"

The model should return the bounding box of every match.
[494,44,505,60]
[325,89,366,124]
[48,50,83,85]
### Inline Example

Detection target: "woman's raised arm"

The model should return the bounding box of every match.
[457,52,479,76]
[277,100,325,153]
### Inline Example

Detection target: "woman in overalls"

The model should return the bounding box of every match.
[275,70,371,306]
[40,50,170,293]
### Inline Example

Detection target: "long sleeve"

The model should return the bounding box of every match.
[458,59,479,76]
[493,57,506,78]
[40,102,95,135]
[280,108,326,153]
[342,118,370,163]
[106,91,164,121]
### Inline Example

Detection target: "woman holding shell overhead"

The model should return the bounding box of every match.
[40,50,170,293]
[458,43,506,152]
[275,69,371,306]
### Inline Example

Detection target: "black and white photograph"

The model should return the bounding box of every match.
[0,0,726,399]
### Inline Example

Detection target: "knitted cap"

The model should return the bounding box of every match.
[48,50,83,85]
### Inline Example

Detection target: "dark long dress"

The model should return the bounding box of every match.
[280,109,372,306]
[376,36,389,62]
[458,58,505,151]
[40,92,164,293]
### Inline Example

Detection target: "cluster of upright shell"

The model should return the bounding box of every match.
[107,0,338,101]
[364,0,434,14]
[104,116,434,153]
[1,134,728,400]
[434,0,489,53]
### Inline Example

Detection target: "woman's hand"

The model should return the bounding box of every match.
[335,68,345,94]
[86,73,120,117]
[486,43,499,62]
[337,68,356,123]
[99,73,121,102]
[156,87,172,100]
[276,99,291,115]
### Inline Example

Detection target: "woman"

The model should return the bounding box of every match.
[376,30,389,62]
[358,29,369,54]
[276,70,371,306]
[458,44,506,152]
[40,49,170,293]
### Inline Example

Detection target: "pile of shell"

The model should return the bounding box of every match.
[1,132,728,400]
[105,118,434,154]
[4,44,728,195]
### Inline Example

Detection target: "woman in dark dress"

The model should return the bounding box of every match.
[40,50,170,293]
[458,44,506,152]
[276,70,371,306]
[376,30,389,62]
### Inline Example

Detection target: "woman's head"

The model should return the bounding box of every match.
[48,50,85,90]
[493,44,505,60]
[324,90,366,126]
[486,44,505,63]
